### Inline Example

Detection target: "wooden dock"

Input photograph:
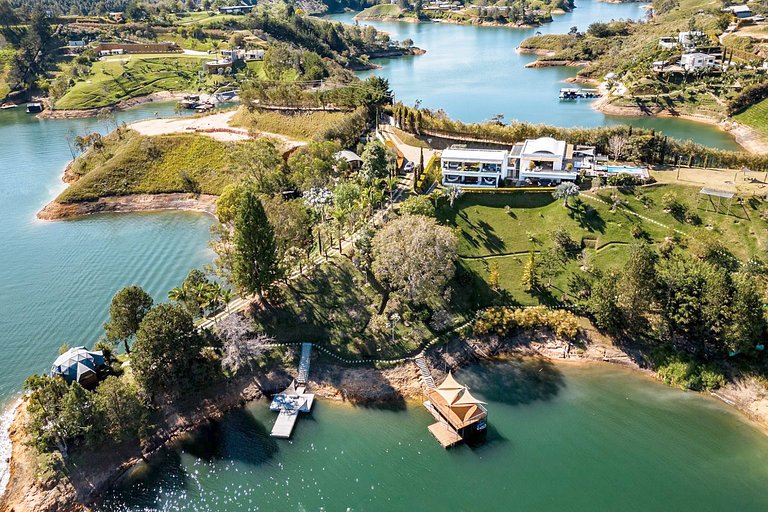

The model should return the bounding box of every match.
[428,422,463,448]
[270,343,315,438]
[271,388,314,438]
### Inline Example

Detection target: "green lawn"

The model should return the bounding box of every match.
[734,98,768,137]
[57,130,244,203]
[55,54,209,110]
[231,108,354,141]
[440,185,768,307]
[356,4,405,18]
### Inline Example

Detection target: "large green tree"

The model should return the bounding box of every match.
[231,187,281,299]
[131,303,205,399]
[93,376,150,444]
[372,215,458,305]
[104,286,154,354]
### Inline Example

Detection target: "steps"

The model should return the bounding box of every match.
[414,354,435,389]
[297,343,312,385]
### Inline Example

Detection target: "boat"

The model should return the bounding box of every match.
[26,102,43,113]
[0,102,17,110]
[559,88,601,100]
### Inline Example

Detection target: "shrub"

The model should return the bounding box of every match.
[474,306,579,341]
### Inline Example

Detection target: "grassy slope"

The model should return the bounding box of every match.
[55,55,209,110]
[441,185,768,306]
[734,98,768,137]
[57,130,242,203]
[231,108,351,141]
[356,4,405,18]
[0,47,13,100]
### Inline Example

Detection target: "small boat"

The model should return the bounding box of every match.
[26,102,43,113]
[0,102,17,110]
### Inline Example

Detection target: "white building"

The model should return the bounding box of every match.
[515,137,578,183]
[678,31,705,49]
[681,52,717,71]
[440,137,587,188]
[441,147,509,188]
[658,37,677,49]
[725,5,753,18]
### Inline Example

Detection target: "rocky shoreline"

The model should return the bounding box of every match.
[37,193,219,221]
[3,321,768,510]
[593,96,768,154]
[36,92,189,120]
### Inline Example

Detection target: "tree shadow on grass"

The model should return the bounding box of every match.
[569,201,606,234]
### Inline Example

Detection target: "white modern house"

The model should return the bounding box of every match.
[658,37,677,49]
[441,137,588,188]
[678,31,705,49]
[441,147,509,188]
[681,52,718,71]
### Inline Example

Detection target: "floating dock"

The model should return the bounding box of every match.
[270,343,315,438]
[559,87,600,100]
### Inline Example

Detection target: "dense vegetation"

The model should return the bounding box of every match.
[394,104,768,171]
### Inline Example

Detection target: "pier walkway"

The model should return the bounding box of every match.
[297,343,312,385]
[270,343,315,438]
[414,354,435,389]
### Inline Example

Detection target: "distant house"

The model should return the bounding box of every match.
[725,5,753,18]
[658,36,677,49]
[68,40,86,47]
[678,31,705,49]
[219,5,254,14]
[95,42,182,56]
[334,150,363,170]
[681,52,718,71]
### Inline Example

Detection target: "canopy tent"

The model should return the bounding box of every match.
[50,347,105,386]
[429,372,488,429]
[697,187,735,216]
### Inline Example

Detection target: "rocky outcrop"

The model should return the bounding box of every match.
[37,194,218,221]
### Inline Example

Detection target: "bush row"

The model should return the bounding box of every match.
[473,306,579,341]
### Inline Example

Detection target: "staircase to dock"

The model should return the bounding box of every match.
[297,343,312,385]
[414,354,435,389]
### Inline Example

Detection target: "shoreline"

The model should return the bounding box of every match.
[354,14,539,29]
[593,96,768,154]
[37,193,219,221]
[37,91,189,119]
[3,322,768,509]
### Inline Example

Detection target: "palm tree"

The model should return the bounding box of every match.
[168,285,188,304]
[446,184,464,208]
[221,287,233,314]
[552,182,580,208]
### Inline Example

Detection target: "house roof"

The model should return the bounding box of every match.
[441,147,508,164]
[728,5,751,13]
[682,52,715,59]
[334,150,363,163]
[521,137,567,158]
[50,347,105,384]
[429,372,487,429]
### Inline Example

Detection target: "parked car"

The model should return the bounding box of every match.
[403,161,414,172]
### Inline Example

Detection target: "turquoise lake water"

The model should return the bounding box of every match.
[0,0,766,507]
[327,1,742,151]
[100,362,768,511]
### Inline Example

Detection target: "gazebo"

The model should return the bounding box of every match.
[50,347,106,387]
[424,372,488,447]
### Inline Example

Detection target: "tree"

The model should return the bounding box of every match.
[725,272,767,354]
[230,139,285,194]
[616,243,657,330]
[104,286,154,354]
[489,262,500,292]
[552,182,579,207]
[93,377,149,444]
[131,304,205,398]
[372,215,458,305]
[607,135,628,162]
[287,140,343,191]
[231,186,281,299]
[217,313,273,374]
[360,140,390,182]
[446,184,464,208]
[399,194,436,217]
[589,270,623,331]
[521,251,538,292]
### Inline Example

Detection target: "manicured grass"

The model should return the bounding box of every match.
[57,130,245,202]
[55,54,209,110]
[232,108,354,141]
[441,184,768,306]
[173,13,244,26]
[734,98,768,137]
[356,4,405,18]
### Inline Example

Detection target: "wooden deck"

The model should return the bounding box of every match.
[270,392,314,438]
[428,422,463,448]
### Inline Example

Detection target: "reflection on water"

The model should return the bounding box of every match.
[100,362,768,511]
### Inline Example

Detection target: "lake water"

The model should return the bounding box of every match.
[326,1,742,151]
[0,1,766,507]
[0,104,215,402]
[100,362,768,511]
